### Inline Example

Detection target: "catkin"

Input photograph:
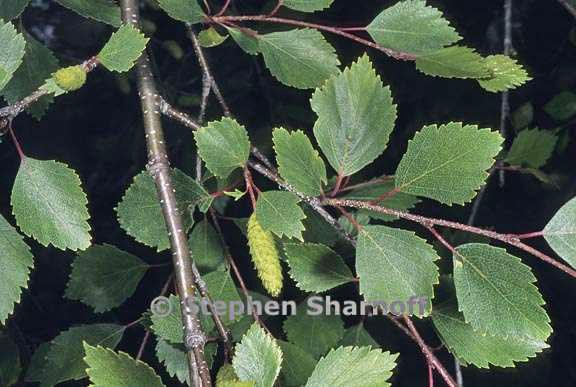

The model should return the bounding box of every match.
[53,65,87,91]
[247,214,283,297]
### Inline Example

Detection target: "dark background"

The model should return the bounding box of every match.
[1,0,575,386]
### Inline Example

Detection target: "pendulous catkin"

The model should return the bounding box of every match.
[247,213,283,297]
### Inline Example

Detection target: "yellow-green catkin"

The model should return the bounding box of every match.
[53,65,87,91]
[247,214,283,297]
[216,364,255,387]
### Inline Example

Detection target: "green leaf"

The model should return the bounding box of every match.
[273,127,327,196]
[544,197,576,269]
[65,244,149,313]
[227,27,260,55]
[415,46,489,79]
[97,24,149,72]
[0,0,30,20]
[232,323,283,387]
[511,102,534,130]
[195,117,251,178]
[116,168,211,251]
[367,0,460,55]
[311,54,396,176]
[2,32,58,119]
[84,343,166,387]
[433,303,548,368]
[395,122,503,205]
[198,27,228,48]
[150,295,186,344]
[283,301,345,358]
[259,29,340,89]
[155,339,190,385]
[344,179,420,221]
[54,0,121,26]
[0,333,21,387]
[283,0,334,12]
[304,346,397,387]
[544,91,576,122]
[301,205,339,247]
[189,219,225,273]
[157,0,205,24]
[278,341,317,387]
[203,269,242,325]
[26,324,124,387]
[0,214,33,324]
[255,191,306,240]
[505,128,557,168]
[357,225,439,316]
[11,158,91,251]
[339,323,378,348]
[452,244,552,341]
[0,20,26,92]
[25,342,51,382]
[283,242,354,292]
[477,55,530,92]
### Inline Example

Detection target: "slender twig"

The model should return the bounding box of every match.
[325,198,576,278]
[137,274,175,360]
[8,125,25,160]
[499,0,513,187]
[216,0,232,16]
[558,0,576,17]
[119,1,211,385]
[268,0,284,16]
[403,317,458,387]
[211,15,416,60]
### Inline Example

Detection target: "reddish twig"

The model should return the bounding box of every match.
[325,198,576,278]
[211,15,416,60]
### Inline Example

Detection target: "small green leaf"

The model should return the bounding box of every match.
[544,91,576,122]
[311,54,396,176]
[367,0,460,55]
[357,225,439,316]
[433,303,548,368]
[453,244,552,341]
[65,244,149,313]
[273,127,327,196]
[544,197,576,269]
[259,29,340,89]
[157,0,205,24]
[1,32,59,119]
[0,333,21,387]
[344,179,419,221]
[150,295,189,344]
[283,0,334,12]
[232,323,283,387]
[339,323,378,348]
[195,117,251,178]
[255,191,306,240]
[84,343,166,387]
[0,20,26,92]
[189,219,225,273]
[11,158,91,251]
[0,0,30,20]
[0,214,33,324]
[224,189,247,201]
[395,122,503,205]
[278,341,317,387]
[511,102,534,130]
[26,324,124,387]
[155,340,190,385]
[283,301,345,358]
[226,27,260,55]
[505,128,557,168]
[54,0,121,26]
[304,346,397,387]
[97,24,149,72]
[416,46,489,79]
[198,27,228,48]
[477,55,530,92]
[283,242,354,292]
[116,168,210,251]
